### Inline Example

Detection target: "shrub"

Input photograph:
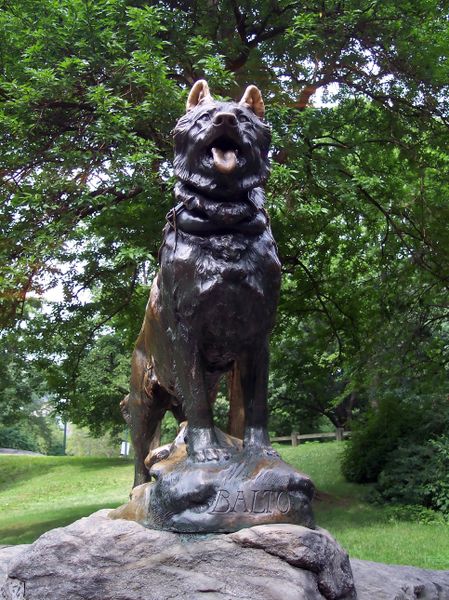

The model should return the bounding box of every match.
[342,394,449,485]
[0,425,40,452]
[384,503,446,524]
[426,435,449,516]
[375,443,438,507]
[375,435,449,517]
[341,395,417,482]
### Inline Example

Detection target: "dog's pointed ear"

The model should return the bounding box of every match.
[186,80,213,111]
[239,85,265,118]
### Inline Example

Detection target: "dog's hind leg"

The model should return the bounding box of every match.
[127,402,166,488]
[127,336,173,487]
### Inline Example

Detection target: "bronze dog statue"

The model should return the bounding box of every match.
[123,81,281,488]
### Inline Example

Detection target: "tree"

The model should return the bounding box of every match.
[66,424,121,457]
[1,0,448,437]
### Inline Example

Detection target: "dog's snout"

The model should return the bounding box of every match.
[213,112,238,128]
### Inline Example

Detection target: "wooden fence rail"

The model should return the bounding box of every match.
[271,429,351,446]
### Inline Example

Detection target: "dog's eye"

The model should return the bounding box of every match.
[198,113,211,122]
[238,114,250,123]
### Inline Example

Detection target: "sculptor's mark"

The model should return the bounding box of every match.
[209,489,292,515]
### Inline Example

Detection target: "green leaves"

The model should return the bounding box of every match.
[0,0,181,328]
[0,0,448,444]
[126,5,167,50]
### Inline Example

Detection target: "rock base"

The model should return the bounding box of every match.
[1,510,355,600]
[111,425,315,533]
[1,511,448,600]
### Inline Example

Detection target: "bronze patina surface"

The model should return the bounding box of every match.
[119,81,315,532]
[112,424,315,532]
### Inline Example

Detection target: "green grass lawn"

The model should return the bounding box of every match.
[280,443,449,570]
[0,443,448,569]
[0,455,133,545]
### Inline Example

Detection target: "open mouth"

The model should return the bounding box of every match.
[209,136,240,174]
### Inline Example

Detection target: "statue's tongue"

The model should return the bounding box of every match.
[211,147,237,174]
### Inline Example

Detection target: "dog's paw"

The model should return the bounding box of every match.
[190,447,231,463]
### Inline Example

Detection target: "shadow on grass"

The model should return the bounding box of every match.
[0,501,123,545]
[74,457,133,470]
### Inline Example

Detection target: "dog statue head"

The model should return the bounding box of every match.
[173,80,271,197]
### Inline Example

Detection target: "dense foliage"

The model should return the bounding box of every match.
[376,436,449,517]
[342,393,449,517]
[342,394,449,480]
[1,0,448,512]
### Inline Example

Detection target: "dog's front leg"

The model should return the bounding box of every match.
[238,341,279,457]
[173,339,230,463]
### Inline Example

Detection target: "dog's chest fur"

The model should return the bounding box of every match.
[151,87,280,372]
[158,226,280,366]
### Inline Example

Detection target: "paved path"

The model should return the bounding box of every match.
[0,448,43,456]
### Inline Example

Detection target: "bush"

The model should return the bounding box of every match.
[384,503,446,525]
[375,443,439,507]
[424,435,449,515]
[0,421,65,455]
[342,394,449,484]
[341,395,417,482]
[0,425,40,452]
[375,435,449,517]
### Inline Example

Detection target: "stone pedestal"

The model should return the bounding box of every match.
[111,425,315,533]
[0,511,356,600]
[2,511,449,599]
